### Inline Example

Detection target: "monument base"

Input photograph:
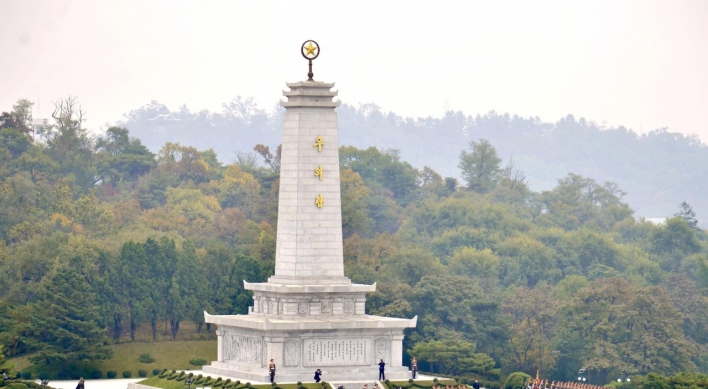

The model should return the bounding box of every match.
[204,312,417,383]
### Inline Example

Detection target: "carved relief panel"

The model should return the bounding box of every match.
[374,337,390,363]
[284,339,300,367]
[321,300,332,314]
[223,333,265,365]
[343,299,355,314]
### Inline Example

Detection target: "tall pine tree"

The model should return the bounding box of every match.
[23,267,113,368]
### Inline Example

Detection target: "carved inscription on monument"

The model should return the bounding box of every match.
[303,338,370,367]
[223,334,264,365]
[374,337,389,362]
[284,339,300,367]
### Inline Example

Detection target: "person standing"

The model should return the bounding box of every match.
[411,357,418,379]
[473,380,480,389]
[269,359,276,383]
[378,359,386,380]
[76,378,85,389]
[314,369,322,383]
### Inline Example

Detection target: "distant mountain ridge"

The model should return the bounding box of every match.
[120,100,708,225]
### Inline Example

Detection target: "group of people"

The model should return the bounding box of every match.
[267,358,392,383]
[527,379,605,389]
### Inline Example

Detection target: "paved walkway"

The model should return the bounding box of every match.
[35,378,141,389]
[36,372,438,389]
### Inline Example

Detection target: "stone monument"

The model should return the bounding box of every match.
[203,40,417,383]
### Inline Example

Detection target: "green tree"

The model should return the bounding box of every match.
[561,278,695,383]
[45,96,96,189]
[410,339,499,378]
[674,201,699,230]
[20,267,113,368]
[95,126,156,184]
[411,275,509,361]
[501,286,560,376]
[503,372,532,389]
[458,139,502,193]
[650,217,701,272]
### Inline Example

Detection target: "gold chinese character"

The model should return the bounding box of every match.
[314,165,323,180]
[315,194,325,208]
[313,136,324,151]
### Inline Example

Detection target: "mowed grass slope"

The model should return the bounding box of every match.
[6,341,216,377]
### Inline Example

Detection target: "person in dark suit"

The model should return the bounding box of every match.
[378,359,386,380]
[314,369,322,383]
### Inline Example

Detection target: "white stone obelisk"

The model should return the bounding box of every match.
[268,81,350,286]
[203,43,416,383]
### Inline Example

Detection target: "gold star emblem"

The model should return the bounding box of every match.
[304,41,318,57]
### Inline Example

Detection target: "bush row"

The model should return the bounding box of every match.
[157,370,328,389]
[14,368,163,381]
[384,377,502,389]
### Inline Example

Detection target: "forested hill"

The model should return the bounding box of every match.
[120,100,708,224]
[3,98,708,383]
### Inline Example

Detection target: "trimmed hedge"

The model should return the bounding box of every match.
[107,371,118,379]
[123,370,132,378]
[20,372,32,380]
[189,358,207,366]
[92,370,103,379]
[138,369,148,377]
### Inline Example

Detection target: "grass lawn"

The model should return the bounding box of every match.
[5,340,216,378]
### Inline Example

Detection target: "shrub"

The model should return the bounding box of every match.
[272,382,277,386]
[14,373,21,379]
[138,369,148,377]
[56,371,68,379]
[7,383,30,389]
[69,370,83,380]
[484,381,492,388]
[491,383,501,389]
[37,372,49,380]
[123,370,132,378]
[139,353,156,363]
[504,372,531,389]
[92,370,103,379]
[153,369,161,376]
[434,378,439,383]
[107,371,118,379]
[189,358,207,366]
[20,372,32,380]
[297,382,303,386]
[409,379,414,384]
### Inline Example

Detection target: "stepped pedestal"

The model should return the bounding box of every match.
[203,81,416,383]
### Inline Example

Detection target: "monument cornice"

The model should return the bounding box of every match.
[245,280,376,293]
[205,311,418,331]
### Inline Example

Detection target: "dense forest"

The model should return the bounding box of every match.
[118,98,708,225]
[1,97,708,385]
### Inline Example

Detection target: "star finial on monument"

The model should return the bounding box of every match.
[301,40,320,81]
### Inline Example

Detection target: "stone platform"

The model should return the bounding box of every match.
[203,311,416,382]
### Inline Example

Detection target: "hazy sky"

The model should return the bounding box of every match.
[1,0,707,141]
